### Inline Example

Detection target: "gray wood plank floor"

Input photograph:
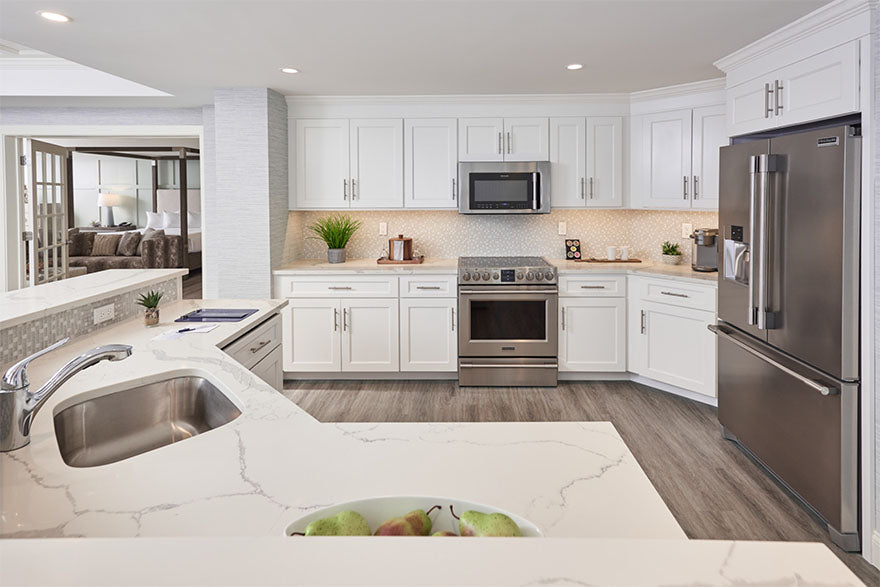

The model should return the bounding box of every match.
[282,379,879,584]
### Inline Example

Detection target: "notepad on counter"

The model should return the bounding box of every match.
[153,324,219,341]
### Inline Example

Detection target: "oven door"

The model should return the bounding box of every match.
[458,285,558,357]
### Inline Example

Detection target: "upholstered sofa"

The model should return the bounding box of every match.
[67,228,184,274]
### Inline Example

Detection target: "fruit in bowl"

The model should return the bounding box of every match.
[374,506,440,536]
[457,509,523,537]
[300,510,371,536]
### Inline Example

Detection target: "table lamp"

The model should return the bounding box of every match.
[97,192,122,226]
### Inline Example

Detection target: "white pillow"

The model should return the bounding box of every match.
[162,211,181,229]
[145,211,164,230]
[187,211,201,229]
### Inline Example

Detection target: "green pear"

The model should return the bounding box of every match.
[431,530,458,537]
[459,510,522,537]
[374,509,433,536]
[303,510,371,536]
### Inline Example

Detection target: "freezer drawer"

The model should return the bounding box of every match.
[713,323,859,550]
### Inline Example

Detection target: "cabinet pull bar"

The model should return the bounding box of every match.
[343,308,348,331]
[561,307,565,331]
[498,132,502,154]
[249,340,271,354]
[343,179,349,200]
[452,177,457,200]
[416,286,442,290]
[764,83,774,118]
[774,80,784,116]
[333,308,338,331]
[580,285,606,289]
[660,291,689,298]
[451,308,455,332]
[683,176,688,199]
[589,177,594,199]
[506,132,511,154]
[351,179,358,200]
[580,177,585,199]
[328,286,353,290]
[693,176,699,199]
[640,310,646,334]
[460,363,558,369]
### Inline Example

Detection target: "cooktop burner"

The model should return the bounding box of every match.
[458,256,556,285]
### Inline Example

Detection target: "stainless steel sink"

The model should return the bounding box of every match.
[53,376,241,467]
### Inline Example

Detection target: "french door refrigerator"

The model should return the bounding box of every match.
[714,124,861,551]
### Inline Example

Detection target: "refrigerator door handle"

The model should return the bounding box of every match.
[747,155,759,326]
[756,154,770,330]
[708,324,836,396]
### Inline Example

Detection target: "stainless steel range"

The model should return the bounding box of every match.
[457,256,558,387]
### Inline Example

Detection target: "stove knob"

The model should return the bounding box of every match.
[471,272,480,281]
[516,272,524,280]
[481,272,490,281]
[544,271,554,281]
[492,272,500,280]
[462,272,471,281]
[535,272,544,281]
[526,271,534,281]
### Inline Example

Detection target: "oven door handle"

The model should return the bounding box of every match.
[459,363,559,369]
[459,288,558,294]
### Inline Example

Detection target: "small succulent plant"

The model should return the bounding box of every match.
[136,290,164,309]
[661,241,682,256]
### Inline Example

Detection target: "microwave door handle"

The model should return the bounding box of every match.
[532,173,538,210]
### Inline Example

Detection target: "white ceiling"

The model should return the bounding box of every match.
[0,0,829,107]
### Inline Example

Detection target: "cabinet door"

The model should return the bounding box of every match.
[633,301,716,397]
[727,78,773,137]
[559,298,626,372]
[641,109,692,209]
[295,119,350,209]
[404,118,458,208]
[341,298,400,371]
[400,298,457,372]
[252,344,283,391]
[690,105,726,210]
[281,300,341,372]
[777,41,860,128]
[549,117,586,208]
[458,118,504,162]
[349,118,404,208]
[504,117,549,161]
[585,116,623,207]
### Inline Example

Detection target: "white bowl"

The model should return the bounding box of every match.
[285,496,543,537]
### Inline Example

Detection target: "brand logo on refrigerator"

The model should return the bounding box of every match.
[817,137,840,148]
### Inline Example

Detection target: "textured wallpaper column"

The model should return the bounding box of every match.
[208,88,287,299]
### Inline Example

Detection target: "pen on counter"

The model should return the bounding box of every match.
[177,327,196,333]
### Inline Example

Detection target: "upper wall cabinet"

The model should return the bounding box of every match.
[404,118,458,209]
[550,117,623,208]
[631,105,725,210]
[295,118,404,209]
[458,117,549,162]
[727,41,860,137]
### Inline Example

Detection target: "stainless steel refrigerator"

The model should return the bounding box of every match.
[714,124,861,551]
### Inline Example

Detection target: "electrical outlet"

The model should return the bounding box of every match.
[681,223,693,238]
[378,222,388,236]
[558,221,567,236]
[93,303,115,324]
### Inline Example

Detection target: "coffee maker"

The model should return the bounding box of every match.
[690,228,718,272]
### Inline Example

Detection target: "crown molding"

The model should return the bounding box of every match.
[713,0,874,73]
[0,57,86,71]
[628,78,725,103]
[285,92,633,107]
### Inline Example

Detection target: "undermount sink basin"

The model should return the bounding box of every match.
[53,376,241,467]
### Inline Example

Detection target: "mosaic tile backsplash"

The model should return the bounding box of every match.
[1,277,180,367]
[283,209,718,266]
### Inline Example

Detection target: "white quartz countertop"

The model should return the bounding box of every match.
[1,298,685,542]
[0,537,865,586]
[0,268,188,329]
[274,258,718,284]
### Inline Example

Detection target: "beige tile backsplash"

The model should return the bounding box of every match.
[283,209,718,266]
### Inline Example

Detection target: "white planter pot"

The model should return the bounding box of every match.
[661,254,682,265]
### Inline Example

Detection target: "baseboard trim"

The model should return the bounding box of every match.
[871,531,880,568]
[628,375,718,407]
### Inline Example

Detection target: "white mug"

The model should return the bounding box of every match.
[606,246,617,261]
[619,246,630,261]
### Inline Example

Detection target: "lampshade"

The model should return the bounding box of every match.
[97,192,122,207]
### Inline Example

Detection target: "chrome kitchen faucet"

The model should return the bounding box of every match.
[0,338,132,452]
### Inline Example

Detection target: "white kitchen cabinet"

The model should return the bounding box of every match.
[585,117,623,207]
[282,300,341,372]
[549,117,586,207]
[341,298,400,371]
[690,105,726,210]
[295,119,350,209]
[559,297,626,372]
[400,298,457,372]
[252,345,284,391]
[349,119,404,208]
[458,118,504,162]
[726,41,860,137]
[640,109,693,209]
[404,118,458,208]
[550,117,622,208]
[505,117,549,161]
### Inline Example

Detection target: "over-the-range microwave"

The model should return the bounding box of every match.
[458,161,550,214]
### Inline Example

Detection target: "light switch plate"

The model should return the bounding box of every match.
[558,222,567,236]
[378,222,388,236]
[681,223,693,238]
[93,303,115,324]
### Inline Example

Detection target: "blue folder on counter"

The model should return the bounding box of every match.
[175,309,258,323]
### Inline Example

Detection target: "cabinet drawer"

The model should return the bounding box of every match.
[274,275,398,298]
[559,274,626,297]
[399,275,457,297]
[252,344,283,391]
[223,314,282,369]
[636,278,716,312]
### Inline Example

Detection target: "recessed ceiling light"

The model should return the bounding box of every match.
[37,11,72,23]
[280,67,300,74]
[566,63,583,71]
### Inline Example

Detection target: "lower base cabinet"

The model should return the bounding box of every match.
[400,298,457,372]
[559,297,626,372]
[252,344,283,390]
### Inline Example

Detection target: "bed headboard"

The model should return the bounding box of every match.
[156,189,201,215]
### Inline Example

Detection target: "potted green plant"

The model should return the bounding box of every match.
[661,241,682,265]
[307,214,363,263]
[136,290,164,326]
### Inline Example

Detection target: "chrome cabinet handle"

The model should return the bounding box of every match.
[328,286,353,290]
[561,307,566,331]
[774,80,784,116]
[506,132,511,154]
[640,310,646,334]
[497,132,502,154]
[343,179,349,200]
[580,285,605,289]
[351,179,358,200]
[580,177,585,199]
[333,308,338,331]
[451,308,455,331]
[249,339,271,354]
[683,176,688,199]
[660,291,689,298]
[452,177,456,200]
[416,286,441,290]
[693,176,699,199]
[343,308,348,331]
[708,325,835,396]
[764,82,774,118]
[589,177,594,199]
[460,363,558,369]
